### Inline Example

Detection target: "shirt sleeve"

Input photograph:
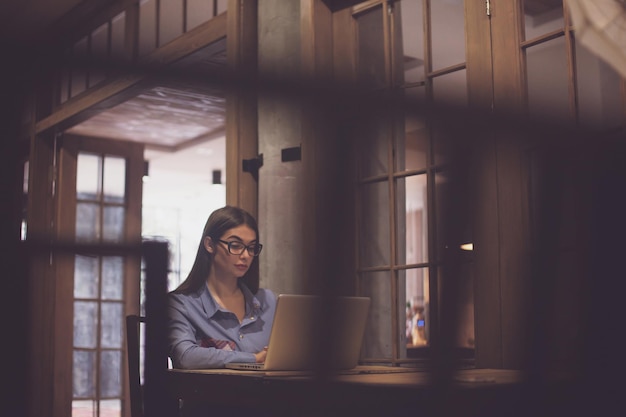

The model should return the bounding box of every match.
[167,293,256,369]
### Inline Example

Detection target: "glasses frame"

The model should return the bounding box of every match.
[218,239,263,256]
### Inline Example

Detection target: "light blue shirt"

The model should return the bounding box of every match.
[168,282,276,369]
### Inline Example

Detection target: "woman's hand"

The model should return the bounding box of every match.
[254,346,268,363]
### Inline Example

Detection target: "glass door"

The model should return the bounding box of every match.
[55,135,143,417]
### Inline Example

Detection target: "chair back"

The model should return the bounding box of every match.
[126,314,145,417]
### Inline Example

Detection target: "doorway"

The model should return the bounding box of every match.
[57,44,228,417]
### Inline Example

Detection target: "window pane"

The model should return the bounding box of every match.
[397,175,428,265]
[72,400,95,416]
[76,202,101,243]
[434,170,448,260]
[74,255,99,298]
[103,206,125,243]
[523,0,564,41]
[102,256,124,300]
[217,0,227,14]
[71,37,88,97]
[575,40,625,131]
[100,303,123,348]
[187,0,214,31]
[360,271,392,358]
[432,69,467,108]
[100,351,122,397]
[358,115,390,178]
[139,0,157,57]
[359,181,390,267]
[73,351,96,398]
[103,156,126,203]
[355,5,386,88]
[99,399,122,417]
[526,37,571,126]
[90,23,108,87]
[397,102,428,172]
[74,301,98,348]
[101,302,123,349]
[400,0,425,84]
[77,153,101,200]
[111,12,127,62]
[60,51,70,103]
[431,0,465,70]
[404,267,430,347]
[159,0,183,46]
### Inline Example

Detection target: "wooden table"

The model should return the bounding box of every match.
[163,366,579,417]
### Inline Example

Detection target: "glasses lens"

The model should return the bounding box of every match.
[249,244,262,256]
[228,241,245,254]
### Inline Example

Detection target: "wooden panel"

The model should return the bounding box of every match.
[26,133,58,417]
[464,0,494,111]
[491,0,526,115]
[52,138,79,417]
[465,0,532,369]
[491,0,531,369]
[464,0,502,369]
[226,0,258,215]
[301,0,355,294]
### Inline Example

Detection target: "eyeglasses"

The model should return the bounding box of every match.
[218,239,263,256]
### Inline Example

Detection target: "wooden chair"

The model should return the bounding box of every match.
[126,314,145,417]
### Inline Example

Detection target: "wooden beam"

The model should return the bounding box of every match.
[35,12,227,135]
[226,0,258,215]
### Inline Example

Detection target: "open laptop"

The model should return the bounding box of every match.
[225,294,370,371]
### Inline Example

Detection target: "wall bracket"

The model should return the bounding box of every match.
[242,154,263,181]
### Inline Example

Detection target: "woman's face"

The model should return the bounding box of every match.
[205,224,258,279]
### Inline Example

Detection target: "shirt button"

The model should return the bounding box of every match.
[250,316,255,320]
[239,334,244,340]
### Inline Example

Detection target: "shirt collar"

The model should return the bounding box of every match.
[201,281,262,318]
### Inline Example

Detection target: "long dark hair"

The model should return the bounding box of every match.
[172,206,261,295]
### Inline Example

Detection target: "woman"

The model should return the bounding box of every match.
[168,206,276,369]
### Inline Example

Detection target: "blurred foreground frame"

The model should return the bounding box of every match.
[399,96,626,415]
